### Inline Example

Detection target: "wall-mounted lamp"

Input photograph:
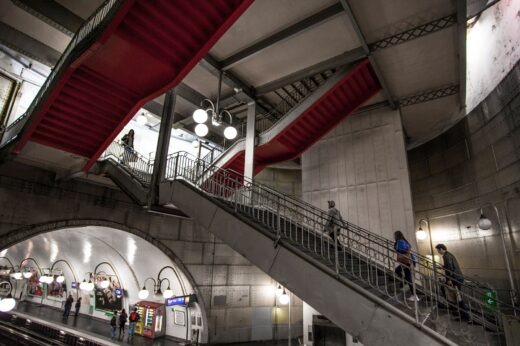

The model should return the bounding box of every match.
[0,281,15,312]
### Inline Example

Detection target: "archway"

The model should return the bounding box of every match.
[0,222,209,343]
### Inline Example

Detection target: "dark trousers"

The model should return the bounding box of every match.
[450,280,470,320]
[119,324,126,338]
[395,265,414,293]
[63,306,71,317]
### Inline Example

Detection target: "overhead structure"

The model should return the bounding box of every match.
[7,0,253,171]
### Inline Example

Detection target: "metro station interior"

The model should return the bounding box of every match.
[0,0,519,345]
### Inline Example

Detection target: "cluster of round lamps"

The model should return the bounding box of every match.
[192,107,237,140]
[276,284,290,305]
[79,278,110,291]
[138,286,174,300]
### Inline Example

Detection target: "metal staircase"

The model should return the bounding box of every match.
[98,144,519,346]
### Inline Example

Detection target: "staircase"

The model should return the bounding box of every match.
[0,0,253,171]
[98,145,518,346]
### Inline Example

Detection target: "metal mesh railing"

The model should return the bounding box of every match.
[0,0,123,147]
[163,151,518,345]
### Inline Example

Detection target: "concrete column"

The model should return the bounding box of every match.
[243,101,256,181]
[149,89,176,205]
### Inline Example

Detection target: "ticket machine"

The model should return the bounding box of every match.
[134,301,166,338]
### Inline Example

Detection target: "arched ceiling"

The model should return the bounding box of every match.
[0,226,193,299]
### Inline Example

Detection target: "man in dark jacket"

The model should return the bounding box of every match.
[436,244,470,321]
[63,294,73,318]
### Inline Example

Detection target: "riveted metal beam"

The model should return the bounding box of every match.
[399,84,459,107]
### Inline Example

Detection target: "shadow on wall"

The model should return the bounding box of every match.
[408,60,520,297]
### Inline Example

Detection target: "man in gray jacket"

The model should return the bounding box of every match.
[325,200,345,244]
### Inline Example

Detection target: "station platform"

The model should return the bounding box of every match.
[12,301,182,346]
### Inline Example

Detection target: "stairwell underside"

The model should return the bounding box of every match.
[161,180,456,346]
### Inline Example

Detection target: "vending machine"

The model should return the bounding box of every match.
[134,301,166,339]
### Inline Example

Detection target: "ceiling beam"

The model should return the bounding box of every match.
[11,0,83,37]
[0,22,61,67]
[220,3,344,70]
[255,47,365,96]
[338,0,396,109]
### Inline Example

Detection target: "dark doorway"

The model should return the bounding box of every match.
[312,315,345,346]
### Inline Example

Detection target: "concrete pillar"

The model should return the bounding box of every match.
[244,101,256,181]
[149,89,176,205]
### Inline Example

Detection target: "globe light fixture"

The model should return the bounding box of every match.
[0,294,15,312]
[416,228,428,241]
[136,113,147,126]
[39,275,47,284]
[477,213,492,230]
[100,279,110,289]
[79,280,88,290]
[22,271,33,279]
[195,123,209,137]
[86,281,95,291]
[138,286,149,300]
[163,287,174,299]
[12,271,23,280]
[192,109,208,124]
[279,289,290,305]
[224,126,238,140]
[56,275,65,283]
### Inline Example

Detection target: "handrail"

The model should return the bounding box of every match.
[161,151,519,342]
[0,0,123,148]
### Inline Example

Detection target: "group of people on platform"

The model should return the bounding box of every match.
[62,295,81,318]
[324,200,472,323]
[110,307,140,341]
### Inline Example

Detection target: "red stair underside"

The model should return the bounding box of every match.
[222,60,381,177]
[14,0,253,171]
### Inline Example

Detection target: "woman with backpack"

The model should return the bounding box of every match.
[120,129,135,165]
[393,230,420,302]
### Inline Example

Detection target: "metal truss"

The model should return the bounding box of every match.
[369,14,457,52]
[399,84,459,107]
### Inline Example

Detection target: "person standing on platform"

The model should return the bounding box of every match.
[393,231,419,301]
[110,311,118,339]
[128,307,140,341]
[121,129,135,165]
[63,294,73,318]
[74,297,82,316]
[119,308,128,340]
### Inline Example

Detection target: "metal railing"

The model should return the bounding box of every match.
[100,141,153,185]
[163,151,518,345]
[0,0,123,148]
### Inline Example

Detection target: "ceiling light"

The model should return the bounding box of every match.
[39,275,47,283]
[86,281,95,291]
[192,140,199,148]
[276,285,283,297]
[138,286,149,300]
[22,271,33,279]
[56,275,65,283]
[193,109,208,124]
[224,126,237,140]
[195,123,209,137]
[79,280,88,290]
[12,272,22,280]
[136,113,147,126]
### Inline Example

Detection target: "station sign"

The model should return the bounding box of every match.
[166,294,197,307]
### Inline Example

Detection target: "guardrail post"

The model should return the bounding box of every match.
[277,196,281,239]
[334,230,339,276]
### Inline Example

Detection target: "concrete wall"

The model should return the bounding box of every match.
[0,161,303,344]
[466,0,520,113]
[408,60,520,296]
[256,167,302,199]
[302,108,415,242]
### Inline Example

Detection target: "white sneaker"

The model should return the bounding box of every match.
[407,295,420,302]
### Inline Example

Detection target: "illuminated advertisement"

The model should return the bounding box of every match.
[47,275,67,301]
[27,269,44,297]
[94,275,123,312]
